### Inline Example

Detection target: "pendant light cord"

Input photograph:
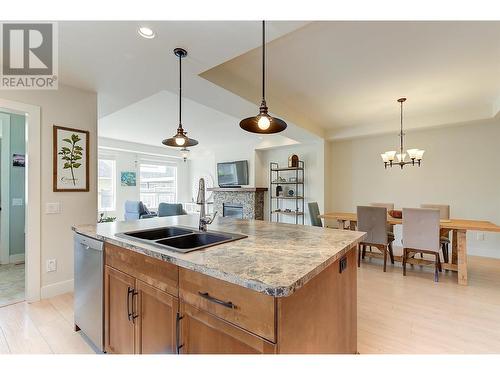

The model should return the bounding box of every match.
[400,100,404,156]
[179,52,182,128]
[262,20,265,102]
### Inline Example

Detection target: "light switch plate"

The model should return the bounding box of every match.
[45,202,62,214]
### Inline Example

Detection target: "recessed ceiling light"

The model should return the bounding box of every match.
[138,26,155,39]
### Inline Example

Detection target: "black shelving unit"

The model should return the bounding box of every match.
[270,161,305,225]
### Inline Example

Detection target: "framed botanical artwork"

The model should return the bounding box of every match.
[53,125,89,192]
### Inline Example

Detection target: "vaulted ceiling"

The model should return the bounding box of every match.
[57,21,500,144]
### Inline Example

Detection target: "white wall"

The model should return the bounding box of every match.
[0,85,98,297]
[188,142,258,201]
[256,142,325,225]
[327,118,500,258]
[98,138,190,220]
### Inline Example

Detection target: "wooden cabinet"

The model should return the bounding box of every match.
[104,266,135,354]
[103,243,358,354]
[179,267,275,342]
[104,264,178,354]
[135,280,178,354]
[178,302,275,354]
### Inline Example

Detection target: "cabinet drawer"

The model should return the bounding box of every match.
[179,268,275,342]
[180,303,275,354]
[105,243,178,296]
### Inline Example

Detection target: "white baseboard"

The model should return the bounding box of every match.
[9,253,25,263]
[40,279,74,299]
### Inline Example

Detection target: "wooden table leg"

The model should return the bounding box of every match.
[451,229,458,265]
[456,229,467,285]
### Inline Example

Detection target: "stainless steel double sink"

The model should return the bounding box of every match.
[116,226,247,253]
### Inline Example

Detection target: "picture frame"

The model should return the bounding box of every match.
[121,171,137,186]
[53,125,90,192]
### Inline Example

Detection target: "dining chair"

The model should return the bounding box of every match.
[402,208,442,282]
[370,202,395,242]
[308,202,323,227]
[420,204,451,263]
[357,206,395,272]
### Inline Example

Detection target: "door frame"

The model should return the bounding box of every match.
[0,98,41,302]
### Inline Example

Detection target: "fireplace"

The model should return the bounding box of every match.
[223,203,244,219]
[208,187,267,220]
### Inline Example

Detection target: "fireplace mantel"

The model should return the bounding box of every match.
[208,187,268,193]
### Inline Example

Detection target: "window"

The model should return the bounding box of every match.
[98,159,116,211]
[139,163,177,210]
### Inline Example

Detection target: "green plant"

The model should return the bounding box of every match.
[98,213,117,223]
[58,133,83,186]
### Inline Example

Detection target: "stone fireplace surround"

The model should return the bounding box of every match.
[207,187,268,220]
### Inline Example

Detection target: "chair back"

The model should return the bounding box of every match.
[402,208,440,252]
[124,200,141,221]
[357,206,388,245]
[158,203,186,217]
[308,202,323,227]
[420,204,450,219]
[371,202,395,232]
[371,202,394,211]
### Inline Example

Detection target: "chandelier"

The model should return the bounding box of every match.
[381,98,424,169]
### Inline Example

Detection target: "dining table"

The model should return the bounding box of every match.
[319,212,500,285]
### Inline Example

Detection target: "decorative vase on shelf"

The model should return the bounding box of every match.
[276,185,283,197]
[288,154,299,168]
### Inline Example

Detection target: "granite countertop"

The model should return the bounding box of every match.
[73,215,365,297]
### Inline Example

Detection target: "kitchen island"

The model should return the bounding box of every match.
[73,215,365,354]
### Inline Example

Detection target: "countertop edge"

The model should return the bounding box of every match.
[72,226,365,297]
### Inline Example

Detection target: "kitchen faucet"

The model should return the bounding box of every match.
[196,178,217,231]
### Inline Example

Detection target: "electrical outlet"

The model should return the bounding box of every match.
[46,259,57,272]
[477,233,485,241]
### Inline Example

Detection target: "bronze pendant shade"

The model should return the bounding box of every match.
[162,48,199,148]
[239,21,287,134]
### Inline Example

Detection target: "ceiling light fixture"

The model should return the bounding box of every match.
[381,98,425,169]
[180,147,189,162]
[239,20,287,134]
[162,48,199,148]
[138,26,155,39]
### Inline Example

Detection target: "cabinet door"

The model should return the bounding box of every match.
[179,302,275,354]
[104,266,136,354]
[135,280,178,354]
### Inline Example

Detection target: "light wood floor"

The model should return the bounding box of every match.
[0,254,499,354]
[358,253,500,354]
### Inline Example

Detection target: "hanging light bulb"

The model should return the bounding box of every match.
[257,115,271,130]
[239,21,287,134]
[162,48,199,148]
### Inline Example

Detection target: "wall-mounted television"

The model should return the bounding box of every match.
[217,160,249,187]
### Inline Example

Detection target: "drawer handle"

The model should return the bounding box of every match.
[198,291,236,309]
[127,287,134,321]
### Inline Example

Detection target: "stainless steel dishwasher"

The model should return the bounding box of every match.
[74,233,104,352]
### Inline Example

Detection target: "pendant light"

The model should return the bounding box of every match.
[162,48,199,148]
[239,21,287,134]
[381,98,425,169]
